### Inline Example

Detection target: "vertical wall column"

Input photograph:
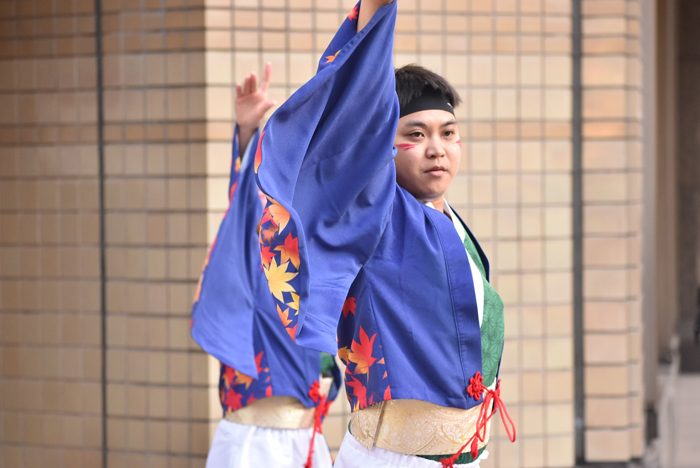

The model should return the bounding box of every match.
[580,0,645,461]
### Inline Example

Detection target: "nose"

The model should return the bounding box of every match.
[426,134,446,159]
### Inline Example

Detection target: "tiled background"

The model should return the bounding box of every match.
[0,0,650,467]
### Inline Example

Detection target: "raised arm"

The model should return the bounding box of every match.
[357,0,395,33]
[254,1,400,354]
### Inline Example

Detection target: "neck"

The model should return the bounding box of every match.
[424,196,445,214]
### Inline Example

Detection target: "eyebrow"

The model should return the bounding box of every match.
[404,120,457,128]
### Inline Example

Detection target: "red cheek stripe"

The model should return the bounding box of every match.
[396,144,417,151]
[455,140,462,147]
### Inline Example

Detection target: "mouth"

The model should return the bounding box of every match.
[425,166,447,175]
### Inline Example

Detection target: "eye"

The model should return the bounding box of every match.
[407,131,423,139]
[443,130,455,138]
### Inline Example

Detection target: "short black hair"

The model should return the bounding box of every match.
[394,64,462,110]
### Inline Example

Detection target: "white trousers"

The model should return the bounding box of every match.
[334,431,488,468]
[206,419,333,468]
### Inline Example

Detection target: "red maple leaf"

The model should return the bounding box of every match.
[246,394,257,405]
[275,233,300,269]
[223,365,236,388]
[384,385,391,400]
[346,376,367,409]
[224,388,243,411]
[255,351,265,374]
[229,181,238,202]
[265,385,273,397]
[260,223,279,244]
[261,245,275,268]
[260,206,274,226]
[348,5,359,20]
[348,327,377,375]
[342,297,356,318]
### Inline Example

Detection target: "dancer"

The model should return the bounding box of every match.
[255,1,516,467]
[191,63,341,468]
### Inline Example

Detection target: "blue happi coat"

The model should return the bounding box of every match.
[191,128,340,414]
[255,2,504,412]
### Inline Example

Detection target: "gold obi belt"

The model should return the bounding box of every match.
[225,377,333,430]
[350,399,493,456]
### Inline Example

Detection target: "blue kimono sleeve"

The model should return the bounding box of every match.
[191,127,263,378]
[255,1,400,354]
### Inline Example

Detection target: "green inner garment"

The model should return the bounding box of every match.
[320,352,335,377]
[462,231,505,388]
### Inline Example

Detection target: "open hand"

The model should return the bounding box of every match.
[235,62,277,134]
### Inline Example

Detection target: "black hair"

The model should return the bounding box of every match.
[394,64,462,110]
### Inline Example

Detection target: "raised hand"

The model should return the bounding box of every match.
[236,62,277,155]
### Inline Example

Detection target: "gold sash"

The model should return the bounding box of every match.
[350,399,492,456]
[225,377,333,430]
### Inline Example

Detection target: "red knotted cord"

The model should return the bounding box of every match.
[439,378,517,468]
[304,380,331,468]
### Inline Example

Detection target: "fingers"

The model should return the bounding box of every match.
[249,72,258,94]
[236,82,243,98]
[260,62,272,92]
[261,100,277,114]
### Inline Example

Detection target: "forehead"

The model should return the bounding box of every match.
[397,109,456,129]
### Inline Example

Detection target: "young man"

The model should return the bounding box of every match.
[255,1,515,467]
[191,64,340,468]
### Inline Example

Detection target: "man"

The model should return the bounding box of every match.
[191,63,340,468]
[255,1,516,467]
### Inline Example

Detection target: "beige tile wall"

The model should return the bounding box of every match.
[581,0,645,462]
[99,0,213,467]
[0,0,104,466]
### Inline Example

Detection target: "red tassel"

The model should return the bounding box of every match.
[439,379,517,467]
[304,381,330,468]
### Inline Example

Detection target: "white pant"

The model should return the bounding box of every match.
[206,419,333,468]
[334,431,487,468]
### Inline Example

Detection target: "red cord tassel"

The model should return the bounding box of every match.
[304,381,331,468]
[439,378,517,468]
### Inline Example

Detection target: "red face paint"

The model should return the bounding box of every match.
[396,143,417,151]
[454,139,462,147]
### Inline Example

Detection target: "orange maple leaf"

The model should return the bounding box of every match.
[342,297,356,318]
[261,245,275,268]
[254,131,265,173]
[346,375,367,409]
[275,233,300,269]
[337,346,350,365]
[260,205,274,226]
[234,369,254,389]
[260,223,279,244]
[285,323,297,341]
[268,200,291,233]
[234,157,241,174]
[325,50,340,63]
[348,327,377,375]
[348,6,359,20]
[229,181,238,202]
[277,304,293,327]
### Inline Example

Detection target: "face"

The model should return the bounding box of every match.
[393,109,461,204]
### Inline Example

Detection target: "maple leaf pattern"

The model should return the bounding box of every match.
[342,297,356,318]
[275,233,300,269]
[267,200,291,233]
[264,257,298,302]
[325,50,340,63]
[346,375,367,410]
[234,369,254,389]
[287,292,300,315]
[348,327,377,375]
[337,346,350,365]
[254,131,265,173]
[277,304,292,327]
[348,5,359,21]
[260,245,275,268]
[218,350,272,416]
